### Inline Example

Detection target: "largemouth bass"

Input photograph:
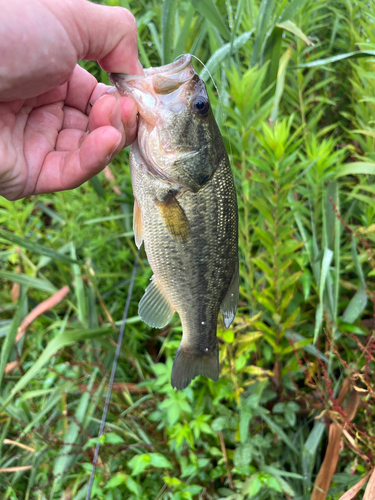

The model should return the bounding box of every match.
[109,55,238,390]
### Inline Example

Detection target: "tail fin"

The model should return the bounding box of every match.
[171,343,219,390]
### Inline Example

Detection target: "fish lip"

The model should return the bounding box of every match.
[144,54,192,76]
[109,54,193,85]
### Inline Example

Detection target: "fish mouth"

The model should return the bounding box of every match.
[143,54,193,76]
[108,54,198,125]
[109,54,193,86]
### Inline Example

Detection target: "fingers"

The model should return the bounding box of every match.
[64,65,97,112]
[30,92,137,195]
[33,126,122,194]
[88,93,138,147]
[79,2,142,75]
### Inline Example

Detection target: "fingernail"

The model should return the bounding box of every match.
[109,98,122,130]
[137,60,145,76]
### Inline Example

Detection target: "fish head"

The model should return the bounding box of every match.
[109,54,225,191]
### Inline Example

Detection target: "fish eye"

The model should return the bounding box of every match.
[191,96,210,116]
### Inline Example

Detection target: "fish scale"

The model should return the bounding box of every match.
[109,54,238,389]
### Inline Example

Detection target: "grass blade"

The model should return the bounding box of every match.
[161,0,177,64]
[294,50,375,68]
[191,0,230,41]
[276,20,313,46]
[251,0,277,67]
[314,247,334,343]
[0,292,26,388]
[172,4,195,61]
[0,327,113,412]
[336,162,375,177]
[200,30,254,81]
[279,0,309,22]
[256,407,298,454]
[0,229,78,265]
[0,271,56,293]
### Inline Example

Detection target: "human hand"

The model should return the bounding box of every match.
[0,0,143,201]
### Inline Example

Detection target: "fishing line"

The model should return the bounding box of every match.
[86,246,141,500]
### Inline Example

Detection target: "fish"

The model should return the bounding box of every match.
[109,54,238,390]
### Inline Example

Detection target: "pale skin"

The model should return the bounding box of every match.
[0,0,143,201]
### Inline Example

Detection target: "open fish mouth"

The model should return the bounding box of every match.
[108,54,199,124]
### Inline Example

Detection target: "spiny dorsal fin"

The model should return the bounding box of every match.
[133,198,143,249]
[156,191,190,242]
[220,260,239,328]
[139,275,174,328]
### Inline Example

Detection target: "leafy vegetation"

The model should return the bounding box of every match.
[1,0,375,499]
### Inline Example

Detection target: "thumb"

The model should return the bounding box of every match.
[78,1,142,75]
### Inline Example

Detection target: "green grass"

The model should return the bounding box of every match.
[1,0,375,499]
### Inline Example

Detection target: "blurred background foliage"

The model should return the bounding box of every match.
[1,0,375,499]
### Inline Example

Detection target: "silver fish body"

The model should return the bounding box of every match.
[109,55,238,389]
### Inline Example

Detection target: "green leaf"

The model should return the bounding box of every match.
[161,0,177,64]
[314,247,333,343]
[126,475,143,496]
[279,0,309,22]
[256,407,298,454]
[128,454,151,475]
[342,289,368,324]
[285,331,329,362]
[302,421,325,485]
[0,291,26,388]
[294,50,375,68]
[248,474,262,496]
[0,229,77,264]
[276,20,313,46]
[211,416,229,432]
[234,441,253,467]
[0,271,56,293]
[149,453,173,469]
[336,162,375,177]
[0,327,112,412]
[239,408,252,443]
[270,47,292,121]
[105,473,127,489]
[53,368,100,482]
[105,432,125,445]
[89,175,105,198]
[172,4,195,61]
[251,0,277,67]
[191,0,230,40]
[342,238,367,323]
[200,30,254,81]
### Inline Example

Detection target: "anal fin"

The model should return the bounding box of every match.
[220,259,239,328]
[133,198,143,249]
[139,275,174,328]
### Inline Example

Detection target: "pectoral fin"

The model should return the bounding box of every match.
[156,191,190,242]
[220,260,239,328]
[139,275,174,328]
[133,199,143,249]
